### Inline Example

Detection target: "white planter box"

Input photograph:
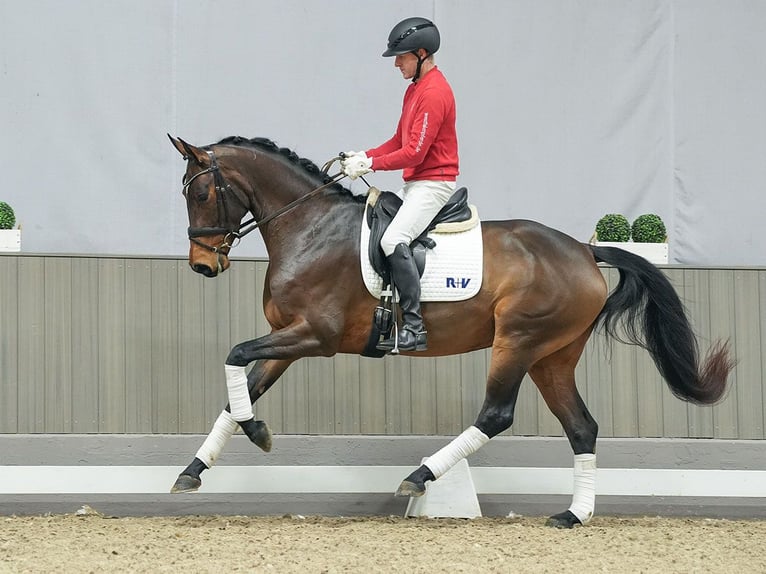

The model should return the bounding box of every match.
[0,229,21,252]
[594,241,668,265]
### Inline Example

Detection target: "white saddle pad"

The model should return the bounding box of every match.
[360,209,483,302]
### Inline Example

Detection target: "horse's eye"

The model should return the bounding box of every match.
[184,189,208,202]
[181,168,212,202]
[182,182,209,202]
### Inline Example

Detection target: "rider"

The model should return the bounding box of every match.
[341,16,459,352]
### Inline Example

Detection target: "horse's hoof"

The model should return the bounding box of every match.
[395,480,426,497]
[545,510,583,529]
[170,474,201,494]
[254,420,273,452]
[395,464,435,497]
[240,419,272,452]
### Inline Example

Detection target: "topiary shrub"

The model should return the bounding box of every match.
[0,202,15,230]
[631,214,666,243]
[595,213,631,242]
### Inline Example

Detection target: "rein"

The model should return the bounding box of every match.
[184,150,347,257]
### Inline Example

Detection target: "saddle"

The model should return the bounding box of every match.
[365,186,473,285]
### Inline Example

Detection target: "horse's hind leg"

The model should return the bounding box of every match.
[396,347,527,496]
[170,358,291,494]
[528,333,598,528]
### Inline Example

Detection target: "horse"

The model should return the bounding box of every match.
[167,134,733,528]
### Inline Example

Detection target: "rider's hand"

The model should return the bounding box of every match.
[343,150,364,159]
[341,154,373,179]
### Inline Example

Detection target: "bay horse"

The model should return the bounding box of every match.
[168,135,733,528]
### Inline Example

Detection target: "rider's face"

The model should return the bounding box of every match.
[394,52,420,80]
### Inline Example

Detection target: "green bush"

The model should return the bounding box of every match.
[631,214,666,243]
[0,202,15,230]
[595,214,631,242]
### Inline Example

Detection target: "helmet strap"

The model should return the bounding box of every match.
[412,52,426,83]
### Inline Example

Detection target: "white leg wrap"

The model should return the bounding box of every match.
[225,364,253,422]
[423,426,490,478]
[568,453,597,524]
[194,410,238,468]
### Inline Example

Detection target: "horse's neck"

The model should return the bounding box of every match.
[234,150,364,265]
[248,172,306,220]
[260,196,362,266]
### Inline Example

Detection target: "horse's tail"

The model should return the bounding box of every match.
[589,244,734,405]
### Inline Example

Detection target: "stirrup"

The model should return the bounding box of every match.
[377,324,427,353]
[377,321,400,354]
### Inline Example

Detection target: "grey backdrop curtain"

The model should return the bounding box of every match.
[2,0,765,264]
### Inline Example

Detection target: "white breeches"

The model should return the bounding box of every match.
[380,180,457,256]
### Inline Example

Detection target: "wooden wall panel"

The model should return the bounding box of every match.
[435,355,463,436]
[16,257,45,433]
[124,259,153,433]
[334,354,362,435]
[0,257,18,433]
[300,358,323,434]
[177,261,207,432]
[409,357,438,435]
[760,270,766,438]
[43,258,72,432]
[70,258,100,432]
[1,255,765,440]
[97,259,126,432]
[358,356,387,434]
[733,270,764,438]
[384,357,413,434]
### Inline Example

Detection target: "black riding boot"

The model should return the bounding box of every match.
[377,243,427,352]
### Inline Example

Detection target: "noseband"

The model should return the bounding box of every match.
[182,148,347,263]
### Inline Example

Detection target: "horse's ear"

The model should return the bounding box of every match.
[168,134,188,158]
[167,134,208,167]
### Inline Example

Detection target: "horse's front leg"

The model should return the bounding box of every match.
[170,358,292,493]
[171,321,329,493]
[224,320,329,444]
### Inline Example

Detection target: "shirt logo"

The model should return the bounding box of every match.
[415,113,429,153]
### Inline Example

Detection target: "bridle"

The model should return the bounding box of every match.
[183,149,250,255]
[182,148,347,261]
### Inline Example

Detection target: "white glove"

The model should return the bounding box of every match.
[344,150,364,158]
[341,154,373,179]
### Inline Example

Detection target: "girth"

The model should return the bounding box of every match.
[365,187,472,284]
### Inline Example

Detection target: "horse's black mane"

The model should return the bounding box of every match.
[215,136,366,204]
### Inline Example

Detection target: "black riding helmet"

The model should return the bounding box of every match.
[382,17,441,81]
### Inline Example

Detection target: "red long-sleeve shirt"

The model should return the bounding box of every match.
[366,67,459,182]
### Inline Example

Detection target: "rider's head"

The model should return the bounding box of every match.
[382,17,440,82]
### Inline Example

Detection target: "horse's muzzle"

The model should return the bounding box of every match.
[188,242,230,277]
[191,262,219,277]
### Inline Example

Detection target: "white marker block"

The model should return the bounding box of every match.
[405,458,482,519]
